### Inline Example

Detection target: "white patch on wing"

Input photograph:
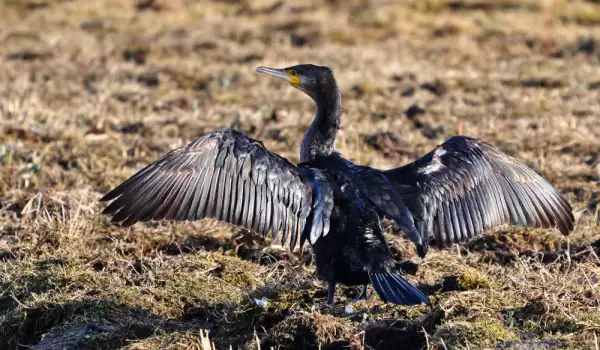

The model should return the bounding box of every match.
[434,145,447,157]
[418,146,447,175]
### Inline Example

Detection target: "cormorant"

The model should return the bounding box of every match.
[100,64,575,306]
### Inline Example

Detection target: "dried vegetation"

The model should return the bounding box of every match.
[0,0,599,349]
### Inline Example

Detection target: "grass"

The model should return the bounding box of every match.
[0,0,599,349]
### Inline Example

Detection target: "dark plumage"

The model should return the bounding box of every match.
[101,64,575,306]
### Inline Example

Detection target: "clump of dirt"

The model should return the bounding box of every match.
[364,307,445,349]
[261,312,357,349]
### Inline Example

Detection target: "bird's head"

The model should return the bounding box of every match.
[256,64,337,103]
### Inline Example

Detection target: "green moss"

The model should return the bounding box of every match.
[435,318,517,347]
[0,258,116,307]
[0,252,262,348]
[0,299,170,349]
[469,319,517,344]
[457,267,492,290]
[559,2,600,26]
[354,301,432,321]
[273,290,310,310]
[580,312,600,331]
[210,254,260,290]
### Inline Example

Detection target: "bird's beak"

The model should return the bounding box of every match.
[256,66,299,85]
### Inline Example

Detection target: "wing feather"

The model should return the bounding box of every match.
[356,135,574,256]
[195,166,213,218]
[214,168,226,220]
[245,179,256,229]
[100,128,322,250]
[185,167,207,221]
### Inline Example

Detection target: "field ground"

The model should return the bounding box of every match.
[0,0,599,349]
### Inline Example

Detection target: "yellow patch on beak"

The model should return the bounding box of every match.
[285,70,300,85]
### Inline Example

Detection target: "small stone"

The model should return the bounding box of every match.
[420,79,448,97]
[400,85,415,97]
[254,297,268,307]
[405,104,425,120]
[137,71,160,86]
[80,20,103,32]
[123,46,149,65]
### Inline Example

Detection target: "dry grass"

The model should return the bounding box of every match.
[0,0,599,349]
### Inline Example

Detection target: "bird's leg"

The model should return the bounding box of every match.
[326,281,336,305]
[353,284,368,302]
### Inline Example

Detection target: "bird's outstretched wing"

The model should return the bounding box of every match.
[101,128,331,250]
[358,136,574,256]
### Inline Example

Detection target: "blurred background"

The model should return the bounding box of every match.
[0,1,599,349]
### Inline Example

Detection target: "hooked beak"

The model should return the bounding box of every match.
[255,66,291,82]
[256,66,300,85]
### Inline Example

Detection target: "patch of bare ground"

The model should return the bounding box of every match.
[0,0,598,349]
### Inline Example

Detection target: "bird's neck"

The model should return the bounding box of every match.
[300,88,342,162]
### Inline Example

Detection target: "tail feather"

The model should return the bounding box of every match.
[369,271,430,306]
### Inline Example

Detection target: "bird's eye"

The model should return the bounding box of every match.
[285,69,301,85]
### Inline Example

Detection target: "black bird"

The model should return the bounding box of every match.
[100,64,575,306]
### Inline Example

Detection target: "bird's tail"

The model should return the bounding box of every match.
[369,271,430,306]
